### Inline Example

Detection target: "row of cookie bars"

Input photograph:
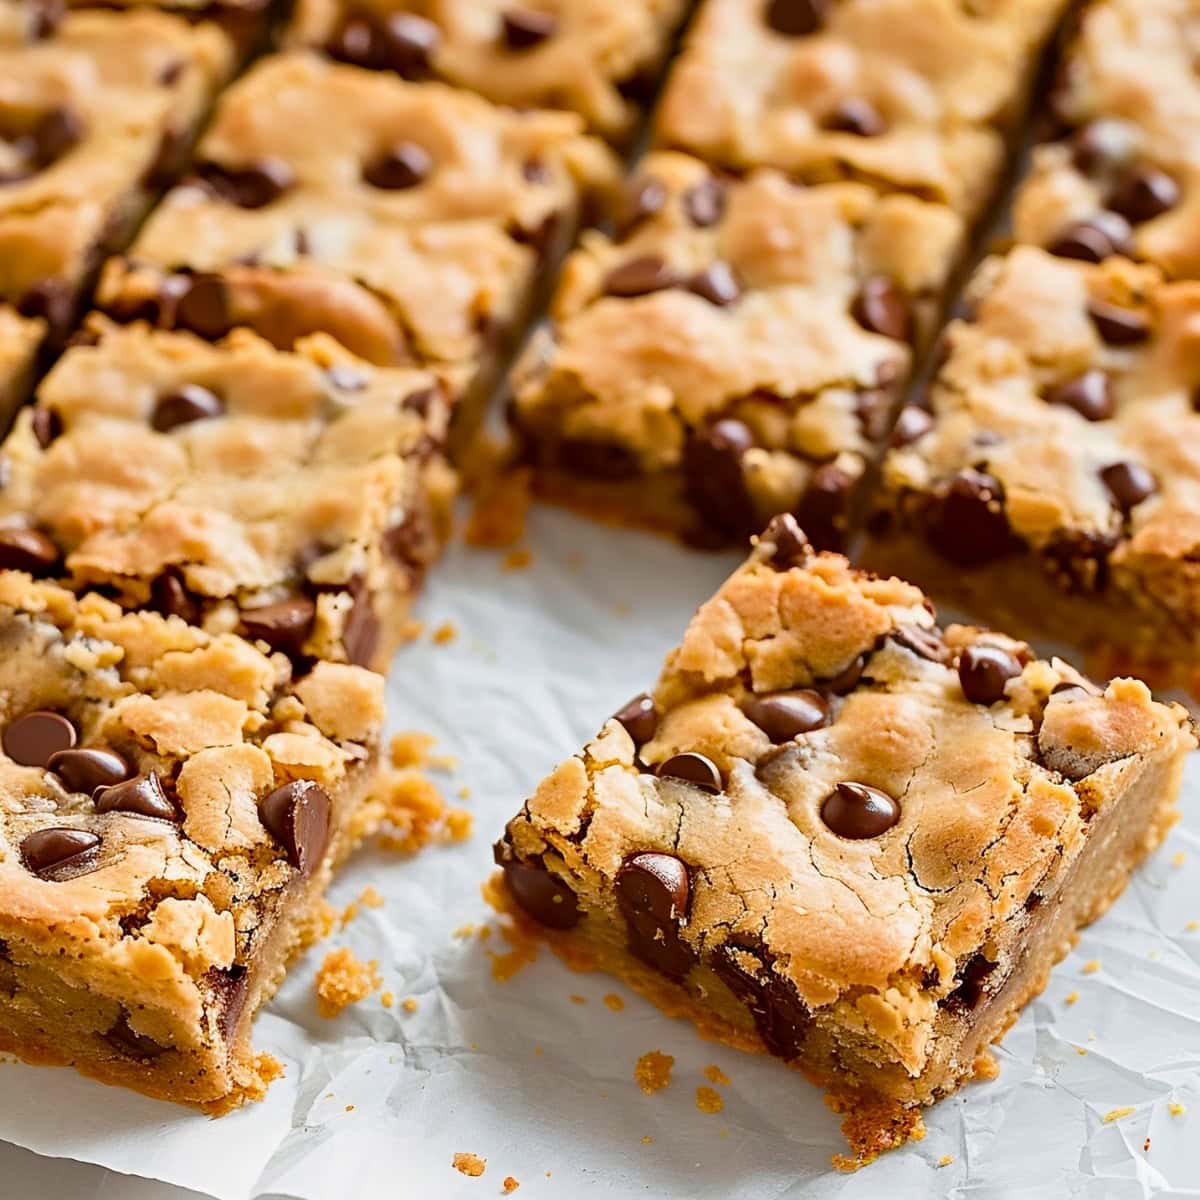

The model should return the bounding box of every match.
[0,0,668,1106]
[506,0,1075,549]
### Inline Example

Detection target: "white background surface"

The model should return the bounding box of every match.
[3,506,1200,1199]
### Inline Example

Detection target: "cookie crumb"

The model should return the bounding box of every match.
[703,1064,730,1086]
[1143,1137,1151,1152]
[432,621,458,645]
[315,947,382,1017]
[1103,1106,1136,1124]
[453,1152,487,1178]
[465,461,532,549]
[603,993,625,1012]
[696,1086,724,1114]
[1172,851,1186,867]
[446,808,474,841]
[345,1104,355,1113]
[340,884,384,928]
[389,730,438,768]
[380,991,394,1009]
[1076,1046,1088,1055]
[640,1136,652,1145]
[487,919,541,983]
[1169,1102,1186,1117]
[359,753,465,854]
[634,1050,674,1095]
[402,997,418,1013]
[455,923,478,938]
[502,1177,520,1194]
[1082,958,1101,975]
[458,785,472,800]
[1186,921,1198,932]
[503,547,533,572]
[1064,991,1079,1006]
[937,1154,954,1168]
[569,994,587,1006]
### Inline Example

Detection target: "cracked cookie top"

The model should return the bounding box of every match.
[0,572,383,1045]
[499,515,1193,1071]
[654,0,1067,218]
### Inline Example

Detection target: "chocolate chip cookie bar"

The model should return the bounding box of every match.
[867,244,1200,692]
[510,150,964,547]
[655,0,1071,220]
[0,6,234,404]
[0,316,454,673]
[495,514,1194,1164]
[0,571,385,1105]
[0,306,43,420]
[1012,0,1200,281]
[96,51,618,434]
[286,0,690,143]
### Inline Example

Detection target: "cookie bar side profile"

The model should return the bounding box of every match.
[494,516,1194,1164]
[0,574,384,1105]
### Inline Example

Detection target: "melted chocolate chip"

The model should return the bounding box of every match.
[711,937,811,1059]
[500,854,581,929]
[682,176,726,227]
[104,1013,166,1060]
[210,963,250,1043]
[945,951,996,1011]
[342,583,380,667]
[758,512,810,569]
[820,782,900,839]
[17,279,73,340]
[1100,461,1157,512]
[94,772,177,821]
[957,644,1022,705]
[851,277,911,341]
[764,0,830,36]
[615,852,695,980]
[824,97,886,136]
[363,142,432,190]
[30,106,83,166]
[379,12,439,76]
[657,752,723,793]
[20,827,99,879]
[612,693,658,747]
[688,261,741,306]
[47,747,132,794]
[259,780,331,876]
[29,0,64,39]
[196,158,294,209]
[682,418,757,539]
[926,468,1018,567]
[1071,119,1131,174]
[241,596,316,656]
[890,405,933,447]
[174,274,231,340]
[0,527,59,575]
[1087,300,1150,345]
[824,653,866,694]
[794,463,854,552]
[619,175,666,232]
[31,407,61,449]
[152,384,224,432]
[500,8,557,48]
[603,254,680,298]
[151,569,200,624]
[891,624,948,663]
[1108,165,1179,225]
[742,689,829,741]
[1046,369,1113,421]
[1047,213,1133,263]
[4,710,76,767]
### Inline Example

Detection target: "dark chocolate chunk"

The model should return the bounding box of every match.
[20,827,99,878]
[688,261,741,306]
[683,418,757,539]
[612,693,658,747]
[363,142,433,190]
[957,644,1022,705]
[1071,119,1131,174]
[820,781,900,839]
[711,937,811,1059]
[851,276,911,342]
[210,963,250,1043]
[326,13,381,67]
[824,653,866,694]
[196,158,294,209]
[151,569,200,624]
[615,852,695,980]
[47,747,132,794]
[94,772,177,821]
[603,254,680,298]
[0,527,59,575]
[794,463,854,552]
[29,0,64,39]
[945,951,996,1011]
[764,0,830,36]
[4,710,76,767]
[1046,369,1113,421]
[501,8,558,49]
[742,689,829,741]
[174,274,231,340]
[759,512,810,568]
[240,596,316,656]
[104,1013,166,1060]
[380,12,439,76]
[1047,213,1133,262]
[891,623,948,663]
[30,106,83,166]
[824,97,886,136]
[31,407,61,449]
[1108,165,1179,225]
[258,780,331,876]
[926,468,1018,567]
[152,384,224,432]
[890,405,933,447]
[342,583,380,667]
[618,175,666,232]
[501,855,581,929]
[682,176,726,227]
[657,752,723,793]
[1087,299,1150,345]
[1100,460,1157,512]
[17,278,73,341]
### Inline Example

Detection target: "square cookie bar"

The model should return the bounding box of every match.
[96,51,618,434]
[0,7,234,395]
[495,513,1194,1164]
[655,0,1071,219]
[0,572,384,1105]
[1012,0,1200,281]
[0,317,455,673]
[868,245,1200,692]
[286,0,690,143]
[510,151,964,547]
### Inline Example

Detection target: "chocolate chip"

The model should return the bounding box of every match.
[151,570,200,624]
[688,261,741,306]
[94,772,177,821]
[241,596,316,656]
[612,693,658,747]
[682,176,726,227]
[683,418,757,539]
[501,7,557,49]
[1071,119,1131,174]
[259,780,331,876]
[1108,165,1179,225]
[759,512,810,568]
[363,142,432,190]
[957,644,1022,705]
[0,527,59,574]
[342,583,379,667]
[152,384,224,432]
[559,437,640,479]
[381,12,439,76]
[603,254,680,298]
[742,690,829,740]
[210,963,250,1043]
[854,387,895,441]
[945,951,995,1011]
[30,106,83,166]
[851,277,911,341]
[927,468,1018,567]
[17,278,73,340]
[891,623,948,663]
[1087,300,1150,345]
[1100,461,1157,513]
[618,175,666,232]
[711,937,811,1059]
[615,852,695,980]
[174,274,231,340]
[1047,213,1133,263]
[4,710,76,767]
[764,0,830,35]
[824,654,865,694]
[500,853,581,929]
[1046,369,1113,421]
[196,158,293,209]
[48,748,132,793]
[821,782,900,839]
[104,1013,165,1060]
[31,407,61,449]
[1043,529,1116,594]
[794,463,854,552]
[159,58,185,87]
[30,0,64,39]
[825,97,886,136]
[20,827,99,878]
[890,405,933,447]
[657,752,722,793]
[327,13,380,67]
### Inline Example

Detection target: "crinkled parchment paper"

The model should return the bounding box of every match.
[1,506,1199,1199]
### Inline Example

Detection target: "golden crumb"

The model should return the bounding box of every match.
[533,1047,544,1058]
[1088,1030,1097,1041]
[704,1065,730,1086]
[641,1136,652,1145]
[487,915,541,983]
[502,1177,520,1194]
[478,926,492,941]
[432,621,458,645]
[340,885,384,928]
[313,899,339,942]
[569,994,587,1006]
[345,1104,355,1113]
[402,997,418,1013]
[1065,991,1079,1006]
[937,1155,954,1168]
[400,618,424,641]
[380,992,394,1009]
[452,1152,487,1178]
[446,808,474,842]
[1187,921,1198,932]
[1103,1107,1136,1124]
[972,1051,1000,1081]
[603,993,625,1013]
[454,923,478,938]
[465,463,532,549]
[696,1086,724,1114]
[1169,1102,1187,1116]
[315,947,382,1018]
[1173,851,1186,867]
[457,785,472,800]
[359,756,466,854]
[202,1052,284,1115]
[634,1050,674,1096]
[502,547,533,572]
[1082,959,1101,975]
[389,730,438,768]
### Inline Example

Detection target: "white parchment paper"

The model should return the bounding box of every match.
[2,504,1199,1200]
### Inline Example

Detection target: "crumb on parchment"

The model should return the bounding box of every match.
[502,1177,520,1194]
[1082,959,1101,975]
[1169,1102,1187,1116]
[340,885,384,928]
[704,1065,730,1086]
[635,1051,674,1095]
[380,992,394,1009]
[465,461,532,549]
[696,1086,724,1114]
[1103,1107,1136,1124]
[432,621,458,645]
[453,1152,487,1178]
[937,1155,954,1167]
[1065,991,1079,1006]
[604,993,625,1013]
[503,547,533,572]
[315,947,382,1018]
[402,997,418,1013]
